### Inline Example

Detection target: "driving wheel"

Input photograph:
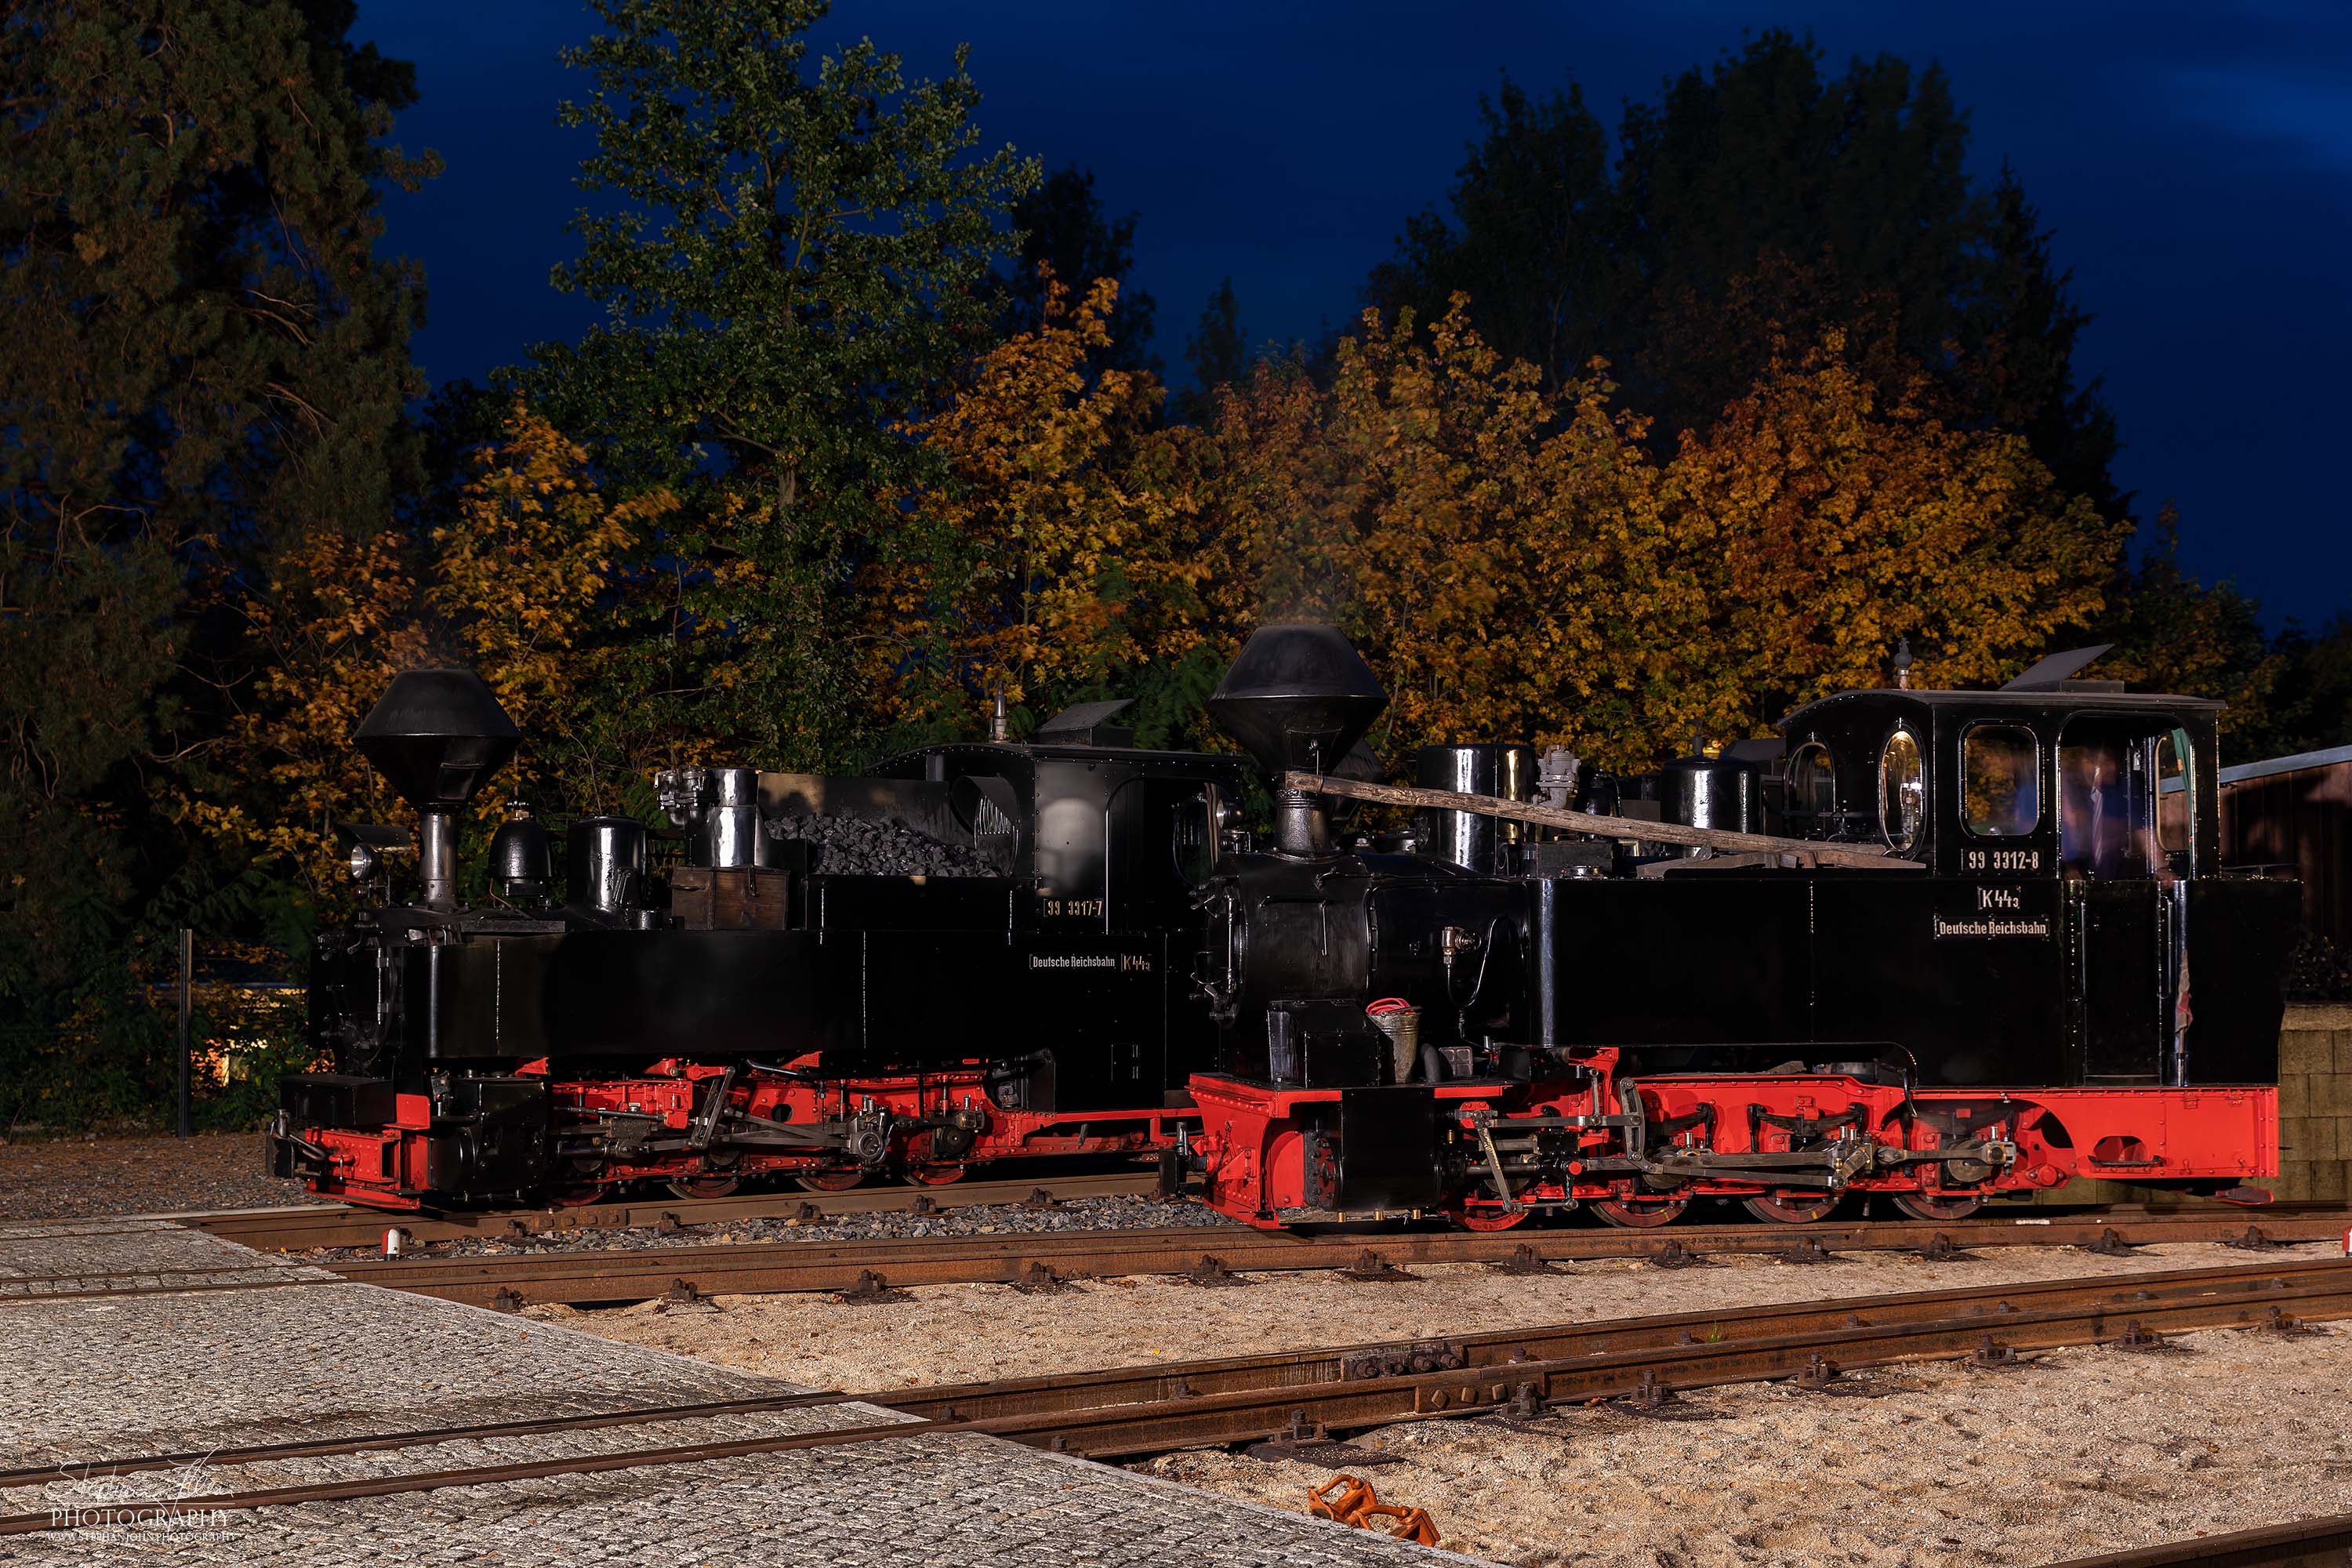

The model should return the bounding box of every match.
[1743,1190,1841,1224]
[1590,1194,1691,1228]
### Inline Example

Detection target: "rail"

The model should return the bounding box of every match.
[325,1209,2351,1309]
[2043,1511,2352,1566]
[191,1169,1166,1251]
[11,1208,2343,1308]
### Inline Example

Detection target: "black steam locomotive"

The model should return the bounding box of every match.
[278,673,1252,1207]
[273,624,2291,1227]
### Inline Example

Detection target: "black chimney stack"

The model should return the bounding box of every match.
[354,670,520,908]
[1207,624,1387,856]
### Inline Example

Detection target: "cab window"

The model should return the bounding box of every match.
[1171,787,1218,887]
[1786,742,1837,831]
[2058,720,2158,880]
[1962,724,2040,837]
[1878,729,1924,852]
[2156,728,2192,863]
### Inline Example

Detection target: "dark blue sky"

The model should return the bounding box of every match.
[354,0,2352,628]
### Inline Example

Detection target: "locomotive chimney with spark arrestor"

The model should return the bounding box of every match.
[1207,624,1388,857]
[352,670,521,909]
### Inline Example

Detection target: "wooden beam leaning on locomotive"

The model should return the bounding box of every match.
[1180,626,2292,1229]
[270,625,2293,1225]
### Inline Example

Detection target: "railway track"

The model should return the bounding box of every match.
[5,1257,2347,1537]
[2046,1512,2352,1566]
[328,1207,2352,1308]
[187,1168,1167,1250]
[9,1207,2346,1308]
[168,1186,2336,1256]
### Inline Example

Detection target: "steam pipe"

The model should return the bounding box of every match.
[1532,879,1559,1048]
[419,808,458,909]
[1271,788,1330,857]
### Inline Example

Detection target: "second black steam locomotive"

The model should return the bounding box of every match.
[274,623,2290,1226]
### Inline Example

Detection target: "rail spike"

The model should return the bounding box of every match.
[1335,1249,1421,1283]
[1649,1240,1711,1270]
[837,1269,909,1305]
[2079,1227,2136,1258]
[1491,1244,1565,1276]
[1182,1255,1249,1287]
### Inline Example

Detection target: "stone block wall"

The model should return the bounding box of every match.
[2272,1002,2352,1202]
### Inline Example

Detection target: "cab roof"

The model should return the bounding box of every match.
[1780,685,2225,735]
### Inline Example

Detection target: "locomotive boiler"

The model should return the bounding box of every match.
[272,622,2292,1228]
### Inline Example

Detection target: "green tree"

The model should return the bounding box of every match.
[1364,79,1618,401]
[2092,508,2281,743]
[526,0,1035,770]
[1365,33,2118,514]
[1000,164,1158,376]
[1173,276,1247,426]
[2252,619,2352,763]
[0,0,429,1123]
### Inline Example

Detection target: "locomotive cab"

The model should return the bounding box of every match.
[1776,664,2293,1091]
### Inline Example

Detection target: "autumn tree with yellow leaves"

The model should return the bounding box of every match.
[1196,303,1668,771]
[1642,334,2125,756]
[872,274,1216,740]
[1191,301,2126,773]
[203,402,673,901]
[430,401,680,810]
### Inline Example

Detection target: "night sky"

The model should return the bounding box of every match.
[354,0,2352,629]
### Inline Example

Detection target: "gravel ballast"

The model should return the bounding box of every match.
[539,1240,2352,1564]
[0,1131,308,1218]
[299,1192,1233,1263]
[531,1235,2347,1394]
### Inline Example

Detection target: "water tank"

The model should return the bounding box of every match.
[1414,743,1537,873]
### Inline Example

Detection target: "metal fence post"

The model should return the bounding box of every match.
[176,928,192,1138]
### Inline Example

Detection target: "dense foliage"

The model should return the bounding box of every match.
[1362,32,2119,517]
[4,5,2341,1130]
[524,0,1034,772]
[0,0,432,1127]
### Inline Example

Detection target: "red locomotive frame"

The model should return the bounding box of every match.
[299,1047,2272,1225]
[297,1057,1189,1210]
[1186,1053,2274,1230]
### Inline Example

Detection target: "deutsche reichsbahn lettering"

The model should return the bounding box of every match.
[1933,913,2053,939]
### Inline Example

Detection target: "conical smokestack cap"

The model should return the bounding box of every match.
[354,670,521,811]
[1207,624,1388,778]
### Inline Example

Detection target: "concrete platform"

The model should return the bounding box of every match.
[0,1221,1470,1566]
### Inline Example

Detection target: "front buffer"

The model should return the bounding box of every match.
[1189,1075,1512,1227]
